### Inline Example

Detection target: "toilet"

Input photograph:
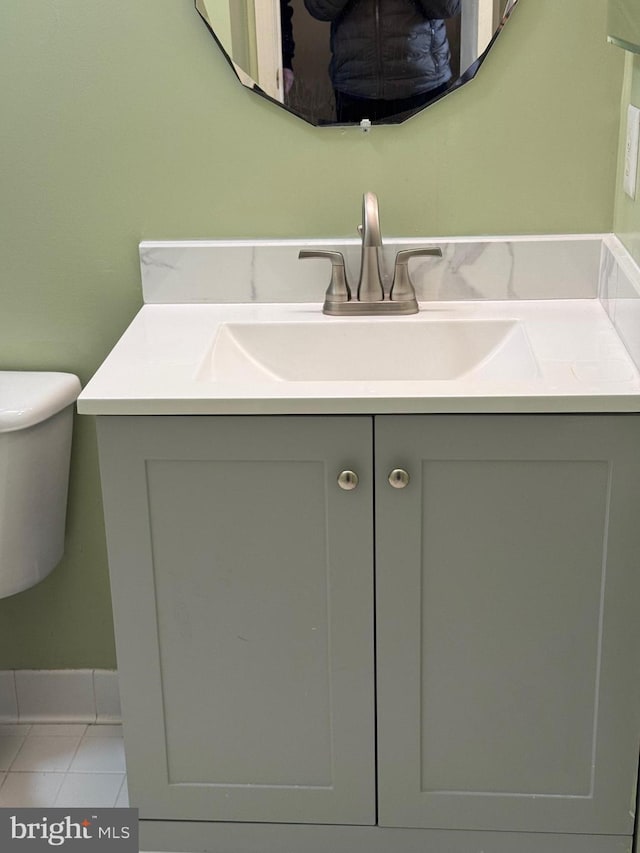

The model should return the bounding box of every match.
[0,371,81,598]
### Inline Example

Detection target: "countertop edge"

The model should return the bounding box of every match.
[77,395,640,417]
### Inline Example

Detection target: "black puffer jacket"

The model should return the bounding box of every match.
[304,0,461,100]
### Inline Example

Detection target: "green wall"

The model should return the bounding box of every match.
[614,52,640,263]
[0,0,625,669]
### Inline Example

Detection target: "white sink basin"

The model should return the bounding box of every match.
[202,319,539,383]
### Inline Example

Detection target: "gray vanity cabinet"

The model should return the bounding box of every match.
[96,415,377,825]
[97,413,640,848]
[374,415,640,837]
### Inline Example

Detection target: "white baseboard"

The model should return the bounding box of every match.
[0,669,121,724]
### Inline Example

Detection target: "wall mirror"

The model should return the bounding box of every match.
[195,0,520,126]
[607,0,640,53]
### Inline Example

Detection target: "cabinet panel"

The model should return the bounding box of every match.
[97,415,376,825]
[375,415,640,835]
[418,457,605,797]
[147,457,333,787]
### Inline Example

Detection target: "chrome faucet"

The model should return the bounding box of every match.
[357,192,385,303]
[299,192,442,316]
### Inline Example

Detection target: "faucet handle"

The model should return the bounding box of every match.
[390,247,443,302]
[299,250,351,304]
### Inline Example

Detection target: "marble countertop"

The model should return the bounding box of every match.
[77,299,640,416]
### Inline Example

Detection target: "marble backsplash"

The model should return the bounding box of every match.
[140,235,605,304]
[600,234,640,371]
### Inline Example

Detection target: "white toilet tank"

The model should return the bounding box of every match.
[0,371,81,598]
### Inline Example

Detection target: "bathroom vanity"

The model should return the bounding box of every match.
[79,234,640,853]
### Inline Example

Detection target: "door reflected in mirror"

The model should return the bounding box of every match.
[196,0,520,126]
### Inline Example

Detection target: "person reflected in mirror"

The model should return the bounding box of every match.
[303,0,461,123]
[281,0,296,97]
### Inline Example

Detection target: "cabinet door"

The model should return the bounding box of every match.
[375,415,640,835]
[97,415,376,825]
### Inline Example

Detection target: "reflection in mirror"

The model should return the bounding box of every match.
[195,0,519,126]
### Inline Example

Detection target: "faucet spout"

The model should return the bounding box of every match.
[361,191,382,247]
[357,192,385,302]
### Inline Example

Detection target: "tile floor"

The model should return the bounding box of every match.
[0,723,128,807]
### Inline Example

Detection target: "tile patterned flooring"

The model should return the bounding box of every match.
[0,723,128,807]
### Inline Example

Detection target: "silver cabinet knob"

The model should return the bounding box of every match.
[337,470,359,491]
[388,468,410,489]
